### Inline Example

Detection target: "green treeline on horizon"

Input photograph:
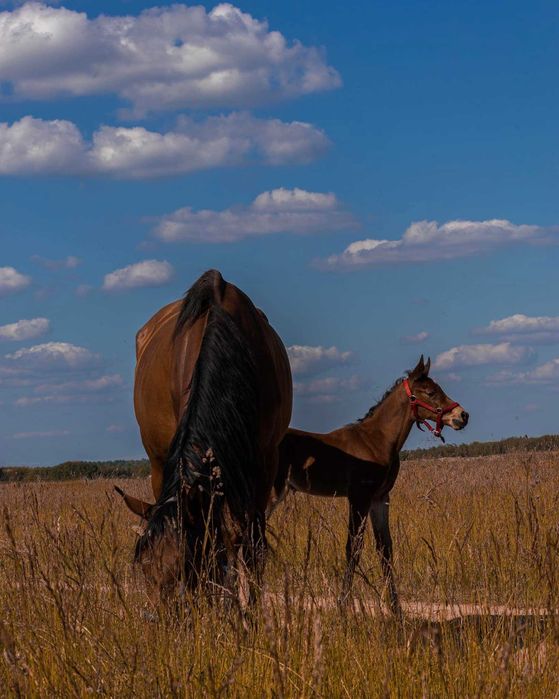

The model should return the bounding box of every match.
[2,434,559,482]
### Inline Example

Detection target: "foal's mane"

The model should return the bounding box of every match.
[357,364,429,423]
[357,376,405,422]
[135,270,259,558]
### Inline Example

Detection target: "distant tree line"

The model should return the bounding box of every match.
[0,459,150,482]
[402,434,559,460]
[2,434,559,482]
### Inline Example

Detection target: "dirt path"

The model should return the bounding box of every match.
[263,592,554,621]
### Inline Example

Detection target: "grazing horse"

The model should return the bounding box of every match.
[267,356,468,615]
[116,270,292,606]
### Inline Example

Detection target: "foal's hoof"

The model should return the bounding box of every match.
[337,593,352,612]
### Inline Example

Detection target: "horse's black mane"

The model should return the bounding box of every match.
[135,270,259,560]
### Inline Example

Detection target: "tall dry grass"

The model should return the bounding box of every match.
[1,452,559,697]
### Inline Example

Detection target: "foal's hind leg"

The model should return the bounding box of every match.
[339,496,369,606]
[370,498,402,619]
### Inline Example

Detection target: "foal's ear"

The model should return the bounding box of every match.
[410,355,426,379]
[114,486,153,520]
[424,356,431,376]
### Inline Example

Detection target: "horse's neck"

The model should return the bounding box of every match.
[359,384,413,459]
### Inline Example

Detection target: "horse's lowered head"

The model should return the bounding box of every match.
[115,485,182,604]
[115,470,225,605]
[405,355,469,436]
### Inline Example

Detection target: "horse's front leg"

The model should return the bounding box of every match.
[243,510,267,608]
[370,498,402,619]
[339,495,369,606]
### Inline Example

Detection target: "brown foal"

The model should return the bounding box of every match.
[268,356,468,615]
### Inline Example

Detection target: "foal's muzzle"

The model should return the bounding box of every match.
[451,410,469,430]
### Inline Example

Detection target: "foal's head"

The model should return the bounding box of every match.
[406,355,469,432]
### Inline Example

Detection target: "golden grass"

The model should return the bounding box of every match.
[1,451,559,697]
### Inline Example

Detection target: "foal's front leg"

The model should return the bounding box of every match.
[339,496,369,605]
[370,498,402,618]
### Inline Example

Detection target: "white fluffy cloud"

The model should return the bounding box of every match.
[0,317,49,341]
[488,359,559,385]
[401,330,429,345]
[0,339,125,407]
[0,115,328,178]
[102,260,173,291]
[5,341,99,370]
[15,373,123,406]
[318,219,556,269]
[0,266,31,295]
[155,187,355,243]
[0,2,340,115]
[434,342,534,370]
[475,314,559,344]
[287,345,354,376]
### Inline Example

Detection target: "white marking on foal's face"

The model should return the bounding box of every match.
[443,405,468,430]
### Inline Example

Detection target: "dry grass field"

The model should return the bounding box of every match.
[1,451,559,697]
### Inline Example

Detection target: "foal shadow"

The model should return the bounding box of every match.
[406,613,554,668]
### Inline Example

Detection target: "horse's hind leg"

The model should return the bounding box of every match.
[339,496,369,606]
[370,498,402,619]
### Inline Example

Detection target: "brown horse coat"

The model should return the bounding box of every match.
[119,270,292,602]
[269,357,468,614]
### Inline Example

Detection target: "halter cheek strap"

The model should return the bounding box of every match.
[403,378,459,442]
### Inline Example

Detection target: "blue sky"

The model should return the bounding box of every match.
[1,0,559,465]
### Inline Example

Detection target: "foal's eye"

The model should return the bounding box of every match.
[426,390,435,397]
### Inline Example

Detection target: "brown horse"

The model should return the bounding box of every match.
[116,270,292,606]
[267,356,468,615]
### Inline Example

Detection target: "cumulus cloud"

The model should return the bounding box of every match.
[0,114,328,178]
[318,219,557,269]
[475,314,559,345]
[401,330,429,345]
[0,266,31,295]
[15,373,123,406]
[102,260,173,291]
[0,338,124,408]
[287,345,354,376]
[4,341,99,370]
[0,317,49,341]
[0,2,340,115]
[433,342,534,370]
[488,359,559,385]
[155,187,355,243]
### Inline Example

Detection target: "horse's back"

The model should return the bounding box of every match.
[134,273,292,501]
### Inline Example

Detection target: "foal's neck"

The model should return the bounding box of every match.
[358,382,413,459]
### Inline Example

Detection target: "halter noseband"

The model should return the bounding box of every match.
[403,378,459,442]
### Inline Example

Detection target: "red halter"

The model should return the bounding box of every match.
[403,378,459,442]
